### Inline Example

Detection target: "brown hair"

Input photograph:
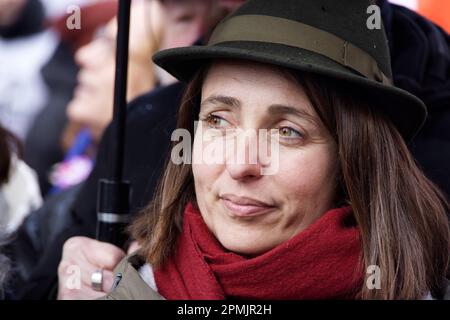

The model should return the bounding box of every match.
[0,126,22,185]
[130,65,449,300]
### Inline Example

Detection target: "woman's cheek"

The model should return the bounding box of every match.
[192,136,224,187]
[275,147,335,196]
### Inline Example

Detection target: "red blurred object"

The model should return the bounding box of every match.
[50,0,118,52]
[418,0,450,33]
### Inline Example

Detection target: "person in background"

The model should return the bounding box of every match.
[64,0,162,145]
[0,125,17,299]
[24,0,118,196]
[0,0,52,141]
[8,0,235,300]
[29,0,226,195]
[0,126,41,234]
[0,124,41,298]
[45,0,162,194]
[65,0,227,143]
[377,0,450,202]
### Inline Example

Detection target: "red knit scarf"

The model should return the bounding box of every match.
[154,203,363,299]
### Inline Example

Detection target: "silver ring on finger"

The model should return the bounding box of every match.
[91,269,104,292]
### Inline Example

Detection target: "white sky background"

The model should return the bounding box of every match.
[388,0,418,10]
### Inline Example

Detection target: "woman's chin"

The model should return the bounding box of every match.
[216,232,280,257]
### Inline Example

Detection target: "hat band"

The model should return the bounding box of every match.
[208,14,392,86]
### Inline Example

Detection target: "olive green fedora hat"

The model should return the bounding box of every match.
[153,0,427,141]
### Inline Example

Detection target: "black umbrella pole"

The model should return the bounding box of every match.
[96,179,130,248]
[96,0,131,249]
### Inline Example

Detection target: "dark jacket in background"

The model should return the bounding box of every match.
[379,0,450,199]
[23,43,78,195]
[7,3,450,299]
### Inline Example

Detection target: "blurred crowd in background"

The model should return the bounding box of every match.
[0,0,228,230]
[0,0,242,299]
[0,0,450,300]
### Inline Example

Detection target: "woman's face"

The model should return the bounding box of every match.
[67,0,156,142]
[67,0,216,142]
[192,60,338,256]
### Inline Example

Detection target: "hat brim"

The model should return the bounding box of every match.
[153,41,427,141]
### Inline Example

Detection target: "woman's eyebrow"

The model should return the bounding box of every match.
[200,97,318,124]
[200,95,241,110]
[268,104,318,125]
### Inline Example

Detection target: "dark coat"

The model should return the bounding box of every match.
[379,0,450,199]
[23,42,78,195]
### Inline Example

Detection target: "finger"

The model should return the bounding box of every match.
[61,283,109,300]
[80,284,109,300]
[81,266,115,293]
[62,255,99,287]
[58,268,115,300]
[58,259,99,295]
[81,239,126,270]
[102,270,115,293]
[83,270,114,296]
[73,259,115,289]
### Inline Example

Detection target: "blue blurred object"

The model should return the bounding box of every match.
[64,128,92,161]
[48,128,93,194]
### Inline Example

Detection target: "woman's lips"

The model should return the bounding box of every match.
[220,194,276,217]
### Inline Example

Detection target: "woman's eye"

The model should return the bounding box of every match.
[203,114,229,128]
[278,126,303,138]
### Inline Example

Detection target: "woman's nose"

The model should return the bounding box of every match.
[225,132,263,181]
[226,162,262,181]
[75,41,102,68]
